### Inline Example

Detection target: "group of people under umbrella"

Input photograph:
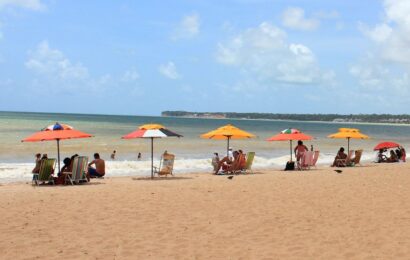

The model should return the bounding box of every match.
[22,122,406,181]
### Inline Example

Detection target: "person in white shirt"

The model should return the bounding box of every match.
[228,147,233,161]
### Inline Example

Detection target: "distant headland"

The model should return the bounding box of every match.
[161,111,410,124]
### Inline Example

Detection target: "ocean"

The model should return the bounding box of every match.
[1,111,409,183]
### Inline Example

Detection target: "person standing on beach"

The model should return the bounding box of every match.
[32,153,42,174]
[294,141,308,162]
[137,152,141,160]
[111,150,116,160]
[87,153,105,181]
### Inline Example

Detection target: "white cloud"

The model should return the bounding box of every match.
[121,68,139,82]
[172,13,200,40]
[281,7,319,31]
[159,62,181,79]
[352,0,410,95]
[216,22,334,85]
[0,0,45,10]
[25,41,89,80]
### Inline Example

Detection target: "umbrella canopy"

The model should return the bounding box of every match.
[122,124,181,139]
[200,124,255,156]
[328,128,369,152]
[374,141,401,151]
[22,122,93,173]
[267,128,313,161]
[121,124,182,179]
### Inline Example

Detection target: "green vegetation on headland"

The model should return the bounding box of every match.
[162,111,410,124]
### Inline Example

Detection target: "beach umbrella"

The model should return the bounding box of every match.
[267,128,313,161]
[373,141,401,151]
[122,124,182,179]
[22,122,93,174]
[200,124,255,156]
[328,128,369,152]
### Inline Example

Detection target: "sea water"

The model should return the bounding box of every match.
[1,111,409,183]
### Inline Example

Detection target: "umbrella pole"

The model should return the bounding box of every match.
[227,136,230,157]
[347,137,350,153]
[57,139,61,174]
[151,137,154,179]
[290,140,293,161]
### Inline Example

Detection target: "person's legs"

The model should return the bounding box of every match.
[214,156,230,174]
[88,166,102,180]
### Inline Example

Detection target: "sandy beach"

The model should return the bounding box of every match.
[1,163,410,259]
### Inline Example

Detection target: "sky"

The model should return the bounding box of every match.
[0,0,409,116]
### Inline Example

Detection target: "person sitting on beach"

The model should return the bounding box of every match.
[238,149,247,170]
[294,140,308,163]
[332,147,347,167]
[87,153,105,181]
[377,149,387,163]
[395,149,402,161]
[32,153,42,174]
[54,157,72,185]
[387,150,399,163]
[211,152,220,172]
[399,146,406,162]
[214,151,241,174]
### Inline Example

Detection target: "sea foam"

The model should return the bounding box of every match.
[0,152,378,183]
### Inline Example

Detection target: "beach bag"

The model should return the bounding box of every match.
[285,161,295,171]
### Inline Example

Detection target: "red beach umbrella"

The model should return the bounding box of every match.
[267,128,313,161]
[122,124,182,179]
[373,141,401,151]
[22,122,93,173]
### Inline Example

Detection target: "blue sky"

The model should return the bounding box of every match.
[0,0,409,115]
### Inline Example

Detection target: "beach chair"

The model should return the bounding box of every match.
[64,156,89,185]
[234,152,255,174]
[335,150,354,167]
[33,158,56,186]
[349,149,363,166]
[299,151,313,170]
[154,153,175,177]
[311,151,320,168]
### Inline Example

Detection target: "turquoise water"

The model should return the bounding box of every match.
[0,111,409,182]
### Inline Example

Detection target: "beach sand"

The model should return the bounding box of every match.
[1,163,410,259]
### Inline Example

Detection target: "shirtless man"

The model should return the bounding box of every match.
[87,153,105,181]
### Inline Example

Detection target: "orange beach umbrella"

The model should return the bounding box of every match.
[22,122,93,173]
[267,128,313,161]
[328,128,369,152]
[201,124,255,156]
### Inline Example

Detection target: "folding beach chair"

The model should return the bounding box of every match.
[349,149,363,167]
[311,151,320,168]
[234,152,255,174]
[154,153,175,177]
[299,151,314,170]
[33,158,56,186]
[64,156,89,185]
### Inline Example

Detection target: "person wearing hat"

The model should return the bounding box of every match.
[228,147,233,161]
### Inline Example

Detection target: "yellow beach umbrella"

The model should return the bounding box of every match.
[328,128,369,152]
[201,124,255,156]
